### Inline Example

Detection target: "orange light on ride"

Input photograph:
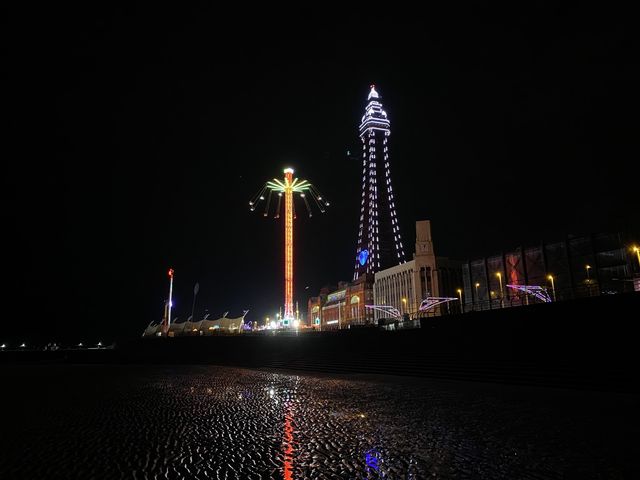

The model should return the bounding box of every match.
[250,168,328,325]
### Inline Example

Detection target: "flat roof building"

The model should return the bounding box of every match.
[462,232,638,311]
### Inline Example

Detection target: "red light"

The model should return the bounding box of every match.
[168,268,174,278]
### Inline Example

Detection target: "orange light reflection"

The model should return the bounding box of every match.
[283,404,294,480]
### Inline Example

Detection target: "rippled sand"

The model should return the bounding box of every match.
[0,365,637,479]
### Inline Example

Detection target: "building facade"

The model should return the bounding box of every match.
[307,291,326,328]
[462,232,638,311]
[307,275,375,331]
[373,220,463,321]
[353,85,406,280]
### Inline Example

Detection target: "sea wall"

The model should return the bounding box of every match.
[3,292,638,392]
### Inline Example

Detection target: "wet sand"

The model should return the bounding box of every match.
[0,364,637,479]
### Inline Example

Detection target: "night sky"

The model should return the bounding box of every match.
[4,6,638,344]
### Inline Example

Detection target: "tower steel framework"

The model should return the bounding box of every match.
[354,85,406,280]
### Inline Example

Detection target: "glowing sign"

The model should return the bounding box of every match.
[327,289,346,303]
[315,317,320,325]
[358,249,369,266]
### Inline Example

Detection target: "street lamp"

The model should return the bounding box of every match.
[456,288,463,313]
[265,316,270,328]
[165,268,174,335]
[547,274,556,302]
[632,245,640,268]
[585,264,594,296]
[401,297,407,315]
[496,272,504,307]
[474,282,480,309]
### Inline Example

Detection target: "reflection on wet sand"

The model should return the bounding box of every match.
[0,365,636,479]
[283,403,294,480]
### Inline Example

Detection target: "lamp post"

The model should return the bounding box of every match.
[401,297,407,316]
[167,268,174,333]
[547,274,556,302]
[456,288,463,313]
[496,272,504,308]
[191,282,199,324]
[474,282,480,310]
[585,264,593,296]
[632,246,640,268]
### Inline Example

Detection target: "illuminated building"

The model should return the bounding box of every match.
[250,168,328,325]
[463,232,639,310]
[307,287,329,329]
[353,85,406,280]
[307,275,374,331]
[372,220,462,322]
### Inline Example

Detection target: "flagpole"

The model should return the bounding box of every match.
[167,268,174,328]
[191,282,199,323]
[162,268,173,335]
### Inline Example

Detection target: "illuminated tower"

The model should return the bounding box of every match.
[283,168,294,320]
[353,85,406,280]
[250,168,328,325]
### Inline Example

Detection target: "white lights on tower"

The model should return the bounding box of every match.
[353,85,406,280]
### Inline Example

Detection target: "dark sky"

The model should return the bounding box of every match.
[3,6,638,343]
